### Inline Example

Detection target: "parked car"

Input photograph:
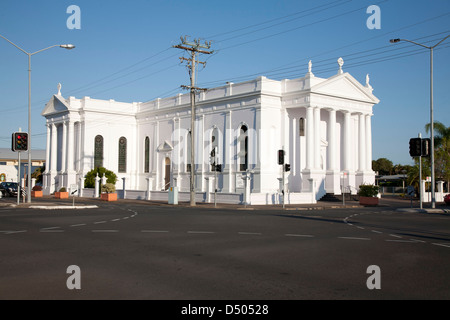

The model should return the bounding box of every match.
[444,194,450,205]
[0,182,19,197]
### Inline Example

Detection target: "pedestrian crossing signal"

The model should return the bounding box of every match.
[278,149,284,165]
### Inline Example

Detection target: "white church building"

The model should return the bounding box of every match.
[41,59,379,204]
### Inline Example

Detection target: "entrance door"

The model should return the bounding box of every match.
[164,157,170,190]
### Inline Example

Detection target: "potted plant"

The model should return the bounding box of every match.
[31,185,43,198]
[100,183,117,201]
[55,187,69,199]
[358,184,380,206]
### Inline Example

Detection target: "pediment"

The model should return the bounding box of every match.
[311,73,379,104]
[157,140,173,153]
[41,95,71,117]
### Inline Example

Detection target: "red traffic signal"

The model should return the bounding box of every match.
[12,132,28,152]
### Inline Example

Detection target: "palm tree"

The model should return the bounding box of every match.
[425,121,450,149]
[425,122,450,192]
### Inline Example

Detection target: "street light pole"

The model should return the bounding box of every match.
[0,34,75,203]
[390,35,450,209]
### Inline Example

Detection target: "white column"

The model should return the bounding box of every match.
[358,113,366,172]
[50,123,57,172]
[67,120,75,173]
[313,107,321,170]
[44,124,51,174]
[225,110,233,192]
[343,111,351,171]
[305,106,314,170]
[291,116,296,175]
[61,121,67,174]
[365,114,372,171]
[327,109,336,171]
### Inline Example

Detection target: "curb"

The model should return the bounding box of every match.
[396,208,450,214]
[27,205,98,210]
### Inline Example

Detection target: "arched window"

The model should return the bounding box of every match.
[144,136,150,173]
[94,135,103,168]
[239,125,248,171]
[299,118,305,136]
[186,130,191,172]
[118,136,127,173]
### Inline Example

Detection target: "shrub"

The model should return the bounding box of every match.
[358,184,379,197]
[59,187,67,192]
[101,183,116,194]
[84,167,118,188]
[32,185,42,191]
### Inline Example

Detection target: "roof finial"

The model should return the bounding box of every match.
[57,83,62,96]
[305,60,314,77]
[337,57,344,74]
[365,73,373,92]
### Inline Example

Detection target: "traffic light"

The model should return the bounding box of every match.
[12,132,28,152]
[409,138,421,157]
[421,138,431,157]
[284,164,291,172]
[278,149,284,165]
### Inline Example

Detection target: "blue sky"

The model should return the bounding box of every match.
[0,0,449,166]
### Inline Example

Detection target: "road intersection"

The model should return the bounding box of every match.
[1,196,450,300]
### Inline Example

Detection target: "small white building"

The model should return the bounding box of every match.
[41,59,379,204]
[0,148,46,184]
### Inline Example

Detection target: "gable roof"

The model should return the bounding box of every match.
[41,95,71,117]
[311,72,379,104]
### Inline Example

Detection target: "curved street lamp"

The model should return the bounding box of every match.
[390,35,450,209]
[0,34,75,203]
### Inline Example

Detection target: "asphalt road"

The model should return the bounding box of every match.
[1,199,450,300]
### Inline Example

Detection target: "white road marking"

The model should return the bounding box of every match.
[338,237,371,241]
[432,243,450,248]
[41,226,60,230]
[410,239,426,243]
[187,231,215,234]
[94,221,106,224]
[1,230,27,234]
[371,230,383,234]
[70,223,86,227]
[92,230,118,233]
[111,219,120,222]
[238,232,262,235]
[389,234,403,238]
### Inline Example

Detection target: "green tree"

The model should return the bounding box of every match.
[425,122,450,191]
[425,121,450,149]
[31,165,45,184]
[84,167,117,188]
[372,158,393,175]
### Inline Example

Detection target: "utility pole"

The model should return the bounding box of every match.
[173,36,213,206]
